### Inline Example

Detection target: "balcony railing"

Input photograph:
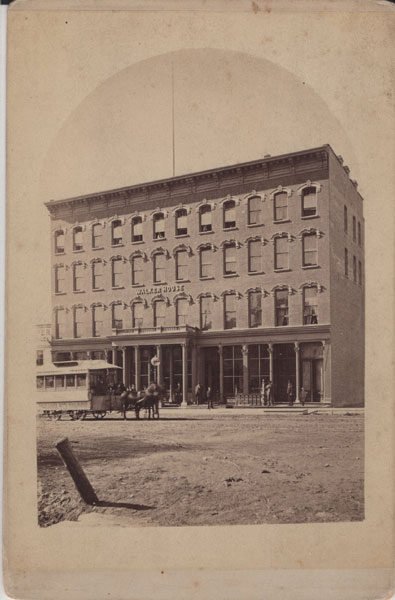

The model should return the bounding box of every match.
[112,324,198,336]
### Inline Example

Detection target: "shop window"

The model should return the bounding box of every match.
[55,265,65,294]
[223,200,236,229]
[274,192,288,221]
[73,263,84,292]
[92,223,103,249]
[175,250,188,281]
[302,233,318,266]
[345,248,348,277]
[153,253,166,283]
[55,308,66,339]
[200,248,212,278]
[248,344,270,393]
[199,205,212,233]
[153,213,165,239]
[73,307,84,338]
[224,243,237,275]
[301,187,317,217]
[248,196,261,225]
[344,206,348,233]
[55,230,65,253]
[224,293,237,329]
[200,296,212,330]
[248,240,262,273]
[176,298,188,325]
[92,305,104,337]
[73,227,83,251]
[132,302,144,328]
[154,300,166,327]
[274,236,288,270]
[111,258,124,288]
[175,209,188,236]
[112,303,123,330]
[131,217,143,243]
[92,260,103,290]
[275,289,288,326]
[249,291,262,328]
[223,345,243,397]
[132,256,144,285]
[303,287,318,324]
[112,220,123,246]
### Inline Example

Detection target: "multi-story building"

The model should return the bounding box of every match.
[45,144,365,407]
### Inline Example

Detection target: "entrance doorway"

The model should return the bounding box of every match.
[301,359,323,402]
[203,347,220,400]
[273,344,296,403]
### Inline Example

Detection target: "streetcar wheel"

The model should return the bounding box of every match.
[51,411,62,421]
[92,411,106,420]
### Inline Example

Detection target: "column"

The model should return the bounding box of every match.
[268,343,273,382]
[104,349,111,364]
[156,344,163,385]
[191,343,198,403]
[181,342,188,406]
[169,346,174,402]
[134,345,141,391]
[294,342,300,403]
[112,346,118,366]
[322,340,330,403]
[242,344,249,395]
[219,344,224,404]
[121,346,127,386]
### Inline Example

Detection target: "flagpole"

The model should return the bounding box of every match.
[171,61,175,177]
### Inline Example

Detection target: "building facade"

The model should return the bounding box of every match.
[45,145,365,406]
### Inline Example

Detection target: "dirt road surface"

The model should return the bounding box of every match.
[37,409,364,527]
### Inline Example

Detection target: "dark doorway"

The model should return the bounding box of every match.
[273,344,296,403]
[301,359,323,402]
[203,347,220,399]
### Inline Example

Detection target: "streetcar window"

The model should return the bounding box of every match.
[36,376,44,390]
[76,374,87,387]
[45,376,54,389]
[55,375,65,389]
[66,375,76,387]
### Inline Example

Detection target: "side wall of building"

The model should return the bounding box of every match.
[328,151,365,406]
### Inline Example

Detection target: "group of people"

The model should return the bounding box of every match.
[194,383,214,409]
[260,379,308,406]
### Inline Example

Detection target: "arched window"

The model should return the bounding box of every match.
[92,305,104,337]
[153,213,165,239]
[92,223,103,249]
[224,293,237,329]
[223,242,237,275]
[154,300,166,327]
[223,200,236,229]
[303,287,318,325]
[175,209,188,236]
[111,220,123,246]
[199,205,212,233]
[73,227,83,251]
[131,217,143,243]
[175,250,188,281]
[248,196,261,225]
[302,232,318,267]
[55,230,65,254]
[200,296,212,330]
[132,302,144,328]
[274,192,288,221]
[176,298,188,326]
[301,187,317,217]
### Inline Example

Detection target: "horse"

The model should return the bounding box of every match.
[134,382,166,420]
[119,389,144,420]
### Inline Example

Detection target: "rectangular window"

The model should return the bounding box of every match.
[344,206,348,233]
[176,210,188,236]
[73,228,83,251]
[303,233,318,266]
[55,266,65,294]
[154,300,166,327]
[200,248,212,278]
[176,298,188,325]
[224,202,236,229]
[93,305,103,336]
[358,221,362,246]
[45,375,54,389]
[92,261,103,290]
[224,294,237,329]
[73,263,84,292]
[275,237,288,270]
[303,287,318,324]
[73,307,84,338]
[153,215,165,239]
[358,261,362,285]
[200,297,212,330]
[302,187,317,217]
[154,253,166,283]
[55,231,64,253]
[66,374,76,388]
[176,251,188,281]
[353,255,357,282]
[92,223,103,248]
[248,240,262,273]
[132,256,143,285]
[36,350,44,366]
[248,344,270,393]
[249,291,262,328]
[199,206,212,232]
[133,302,144,328]
[112,303,123,330]
[112,258,124,288]
[248,196,261,225]
[112,221,123,245]
[345,248,348,277]
[352,216,356,241]
[274,192,288,221]
[224,245,237,275]
[55,308,66,339]
[132,218,143,243]
[55,375,65,389]
[36,376,44,390]
[275,289,289,326]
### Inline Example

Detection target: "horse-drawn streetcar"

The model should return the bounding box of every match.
[36,360,164,420]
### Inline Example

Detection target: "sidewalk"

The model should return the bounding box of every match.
[161,405,364,416]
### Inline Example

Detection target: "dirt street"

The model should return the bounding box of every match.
[37,410,364,527]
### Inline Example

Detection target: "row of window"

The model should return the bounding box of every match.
[343,206,363,245]
[344,249,363,284]
[54,186,320,253]
[54,233,321,293]
[54,285,320,338]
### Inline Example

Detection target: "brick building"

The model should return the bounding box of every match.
[45,144,365,407]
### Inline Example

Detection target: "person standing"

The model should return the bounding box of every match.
[260,379,266,406]
[175,382,182,405]
[287,380,294,406]
[207,386,214,409]
[266,380,273,406]
[195,382,202,405]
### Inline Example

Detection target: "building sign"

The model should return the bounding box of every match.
[137,284,185,296]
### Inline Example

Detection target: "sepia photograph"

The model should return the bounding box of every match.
[4,2,394,599]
